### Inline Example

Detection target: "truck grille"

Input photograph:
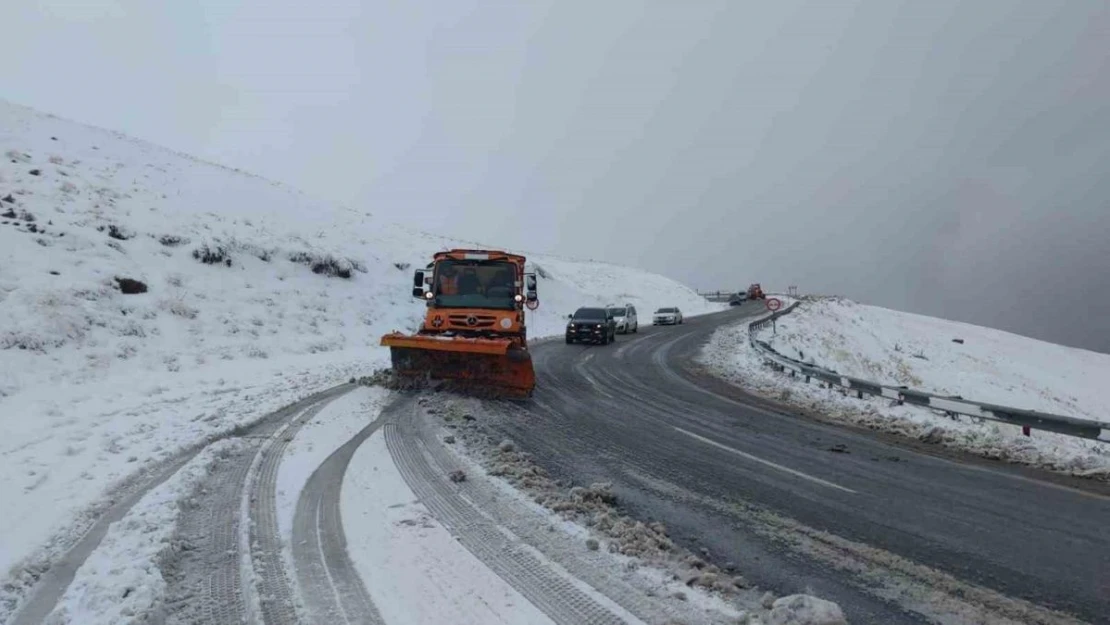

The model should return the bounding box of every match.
[447,314,497,329]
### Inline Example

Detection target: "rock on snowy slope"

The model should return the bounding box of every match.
[699,296,1110,477]
[0,99,722,581]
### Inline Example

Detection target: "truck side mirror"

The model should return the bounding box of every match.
[412,270,426,299]
[525,273,538,301]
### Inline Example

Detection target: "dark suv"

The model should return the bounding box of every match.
[565,307,617,345]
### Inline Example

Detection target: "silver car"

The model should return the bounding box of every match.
[607,304,639,334]
[652,307,684,325]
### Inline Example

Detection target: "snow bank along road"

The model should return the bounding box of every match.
[479,301,1110,624]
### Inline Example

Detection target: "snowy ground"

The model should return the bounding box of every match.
[0,99,720,591]
[700,297,1110,477]
[40,439,245,625]
[342,429,560,625]
[274,387,390,542]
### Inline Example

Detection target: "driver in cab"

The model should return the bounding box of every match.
[438,265,459,295]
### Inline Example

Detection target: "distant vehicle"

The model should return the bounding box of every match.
[653,307,683,325]
[566,307,617,345]
[606,303,638,334]
[729,292,748,306]
[747,283,766,300]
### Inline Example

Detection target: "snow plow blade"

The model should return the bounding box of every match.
[380,332,535,399]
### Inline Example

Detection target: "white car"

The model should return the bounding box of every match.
[652,307,683,325]
[607,304,639,334]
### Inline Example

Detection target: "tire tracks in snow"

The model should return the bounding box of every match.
[290,410,386,624]
[246,385,354,624]
[160,383,357,625]
[9,445,202,625]
[9,383,357,625]
[383,395,645,625]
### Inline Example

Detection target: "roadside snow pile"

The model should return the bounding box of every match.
[0,100,719,581]
[445,402,688,571]
[425,394,844,624]
[700,297,1110,477]
[767,595,847,625]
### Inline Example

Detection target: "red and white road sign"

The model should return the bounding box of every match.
[766,297,782,312]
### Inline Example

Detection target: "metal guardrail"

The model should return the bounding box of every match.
[748,303,1110,443]
[698,291,740,303]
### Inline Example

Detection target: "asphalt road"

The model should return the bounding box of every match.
[482,303,1110,624]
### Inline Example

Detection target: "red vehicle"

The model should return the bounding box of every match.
[747,283,766,300]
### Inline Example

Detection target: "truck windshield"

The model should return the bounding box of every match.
[433,260,517,310]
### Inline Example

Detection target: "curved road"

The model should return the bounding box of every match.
[479,303,1110,624]
[11,303,1108,624]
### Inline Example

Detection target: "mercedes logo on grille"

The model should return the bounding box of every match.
[466,315,478,326]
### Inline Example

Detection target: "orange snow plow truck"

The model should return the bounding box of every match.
[380,249,539,398]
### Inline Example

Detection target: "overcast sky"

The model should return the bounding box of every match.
[3,0,1109,352]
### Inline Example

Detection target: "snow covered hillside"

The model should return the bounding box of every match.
[701,297,1110,476]
[770,297,1109,423]
[0,100,720,577]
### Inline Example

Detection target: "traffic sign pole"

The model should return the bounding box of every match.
[765,297,783,334]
